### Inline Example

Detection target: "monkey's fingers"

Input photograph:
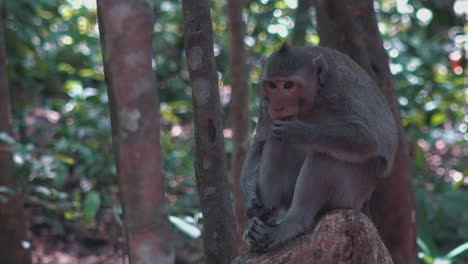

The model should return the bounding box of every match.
[244,221,269,250]
[249,226,272,252]
[250,217,267,230]
[246,218,267,236]
[243,227,256,242]
[244,227,263,243]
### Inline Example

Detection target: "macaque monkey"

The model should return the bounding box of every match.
[241,43,398,252]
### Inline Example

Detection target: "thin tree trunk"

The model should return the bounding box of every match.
[0,6,31,264]
[227,0,250,253]
[291,0,312,46]
[314,1,417,263]
[182,1,237,263]
[96,1,174,263]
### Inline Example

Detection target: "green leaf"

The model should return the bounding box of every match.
[445,242,468,259]
[53,153,75,165]
[418,252,433,264]
[169,216,201,238]
[0,186,15,203]
[417,237,433,258]
[0,186,15,195]
[82,191,101,223]
[414,145,428,171]
[430,113,446,127]
[34,186,52,198]
[0,132,15,145]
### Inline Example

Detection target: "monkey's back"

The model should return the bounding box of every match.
[306,46,398,176]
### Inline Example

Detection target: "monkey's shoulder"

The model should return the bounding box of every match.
[304,46,373,80]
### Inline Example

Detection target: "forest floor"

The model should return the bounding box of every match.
[27,205,204,264]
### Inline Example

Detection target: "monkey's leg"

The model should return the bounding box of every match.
[246,154,324,251]
[248,154,376,252]
[244,141,305,247]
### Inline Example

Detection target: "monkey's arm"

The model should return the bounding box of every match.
[241,96,277,219]
[240,141,267,218]
[272,119,381,163]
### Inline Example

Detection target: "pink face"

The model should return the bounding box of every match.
[262,77,303,120]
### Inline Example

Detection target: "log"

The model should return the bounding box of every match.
[232,210,393,264]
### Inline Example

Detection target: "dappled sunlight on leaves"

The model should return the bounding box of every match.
[2,0,467,262]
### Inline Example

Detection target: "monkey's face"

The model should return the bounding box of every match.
[261,43,324,120]
[262,76,304,120]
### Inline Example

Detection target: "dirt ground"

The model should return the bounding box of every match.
[27,206,203,264]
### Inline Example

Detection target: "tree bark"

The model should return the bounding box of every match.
[96,1,174,263]
[0,6,31,264]
[291,0,312,46]
[233,210,393,264]
[227,0,250,253]
[182,1,237,263]
[314,1,417,263]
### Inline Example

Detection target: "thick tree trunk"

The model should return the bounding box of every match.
[96,1,174,263]
[0,7,31,264]
[182,1,237,263]
[227,0,250,253]
[291,0,312,46]
[233,210,393,264]
[314,1,417,263]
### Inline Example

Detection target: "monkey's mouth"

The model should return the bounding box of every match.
[268,105,299,120]
[277,116,296,121]
[271,114,294,121]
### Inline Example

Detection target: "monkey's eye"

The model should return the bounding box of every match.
[266,81,277,89]
[284,81,294,90]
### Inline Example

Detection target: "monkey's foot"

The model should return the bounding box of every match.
[244,217,275,252]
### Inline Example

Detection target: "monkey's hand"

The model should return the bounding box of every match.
[243,217,275,252]
[246,198,276,223]
[271,118,312,143]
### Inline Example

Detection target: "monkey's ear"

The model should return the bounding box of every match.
[313,54,328,86]
[279,42,289,53]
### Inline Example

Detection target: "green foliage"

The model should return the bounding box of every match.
[2,0,467,259]
[418,239,468,264]
[0,185,16,203]
[82,190,101,223]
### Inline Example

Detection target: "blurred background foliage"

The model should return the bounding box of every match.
[1,0,467,262]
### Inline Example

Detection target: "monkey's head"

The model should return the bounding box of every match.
[261,43,328,120]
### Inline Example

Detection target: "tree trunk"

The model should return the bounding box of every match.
[96,1,174,263]
[0,6,31,264]
[233,210,393,264]
[182,1,237,263]
[314,1,417,263]
[291,0,312,46]
[227,0,250,253]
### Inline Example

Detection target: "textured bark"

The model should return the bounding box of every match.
[291,0,312,46]
[182,1,237,263]
[0,7,31,264]
[96,1,174,263]
[232,210,393,264]
[314,1,417,263]
[227,0,250,253]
